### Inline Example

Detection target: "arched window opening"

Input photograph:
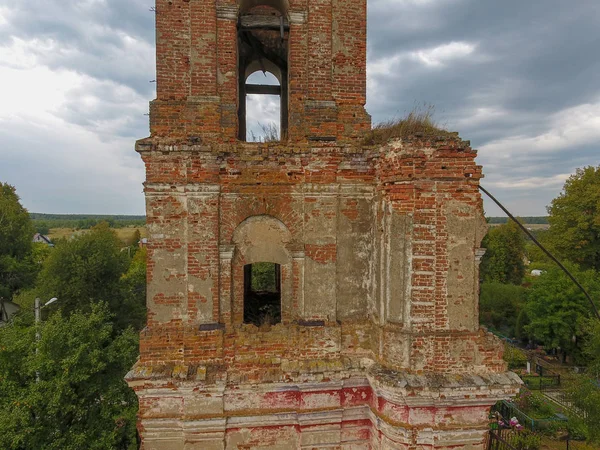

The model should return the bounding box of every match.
[243,262,281,326]
[237,3,289,141]
[246,71,281,141]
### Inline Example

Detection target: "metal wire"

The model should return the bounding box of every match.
[479,184,600,321]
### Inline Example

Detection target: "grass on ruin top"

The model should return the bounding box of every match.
[363,107,456,146]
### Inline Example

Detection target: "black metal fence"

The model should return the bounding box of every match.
[493,400,536,431]
[520,363,562,391]
[486,428,520,450]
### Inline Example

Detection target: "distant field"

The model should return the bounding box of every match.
[487,216,548,224]
[489,223,550,230]
[31,213,146,231]
[48,226,147,243]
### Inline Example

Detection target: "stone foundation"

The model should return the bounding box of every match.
[128,357,519,449]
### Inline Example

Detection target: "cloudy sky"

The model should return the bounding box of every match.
[0,0,598,216]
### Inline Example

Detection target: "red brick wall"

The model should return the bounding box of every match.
[150,0,369,141]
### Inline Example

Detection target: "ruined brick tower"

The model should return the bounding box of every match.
[126,0,520,448]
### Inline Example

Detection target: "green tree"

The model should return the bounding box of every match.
[34,222,50,235]
[119,247,147,331]
[524,264,600,363]
[546,166,600,271]
[0,303,139,449]
[580,319,600,377]
[561,321,600,444]
[251,262,278,292]
[480,220,526,284]
[0,183,36,301]
[36,222,129,322]
[479,281,526,337]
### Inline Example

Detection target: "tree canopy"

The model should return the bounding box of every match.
[0,303,139,449]
[0,183,36,301]
[0,186,146,448]
[480,219,526,285]
[479,281,526,337]
[36,223,131,325]
[525,264,600,363]
[546,165,600,271]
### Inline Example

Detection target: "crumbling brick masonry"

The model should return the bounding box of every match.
[126,0,520,448]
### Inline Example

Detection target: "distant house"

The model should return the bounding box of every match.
[139,238,148,248]
[0,300,20,327]
[531,269,545,277]
[33,233,53,246]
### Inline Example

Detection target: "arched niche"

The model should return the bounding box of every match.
[230,215,297,326]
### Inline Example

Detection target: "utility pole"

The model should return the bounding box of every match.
[35,297,57,382]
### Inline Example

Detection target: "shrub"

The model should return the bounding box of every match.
[504,344,528,369]
[512,430,541,450]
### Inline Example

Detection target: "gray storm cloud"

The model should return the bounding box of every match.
[0,0,598,215]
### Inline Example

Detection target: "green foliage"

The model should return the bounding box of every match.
[129,229,142,248]
[512,430,541,450]
[0,203,147,448]
[564,374,600,444]
[521,375,560,392]
[0,183,37,301]
[524,264,600,363]
[525,237,552,266]
[119,247,147,331]
[251,262,278,292]
[34,222,50,235]
[582,319,600,377]
[480,220,526,284]
[487,217,549,225]
[503,344,528,370]
[29,213,146,231]
[515,309,531,342]
[514,388,555,418]
[0,303,139,449]
[479,281,526,337]
[546,166,600,271]
[36,222,130,321]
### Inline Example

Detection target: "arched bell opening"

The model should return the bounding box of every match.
[245,70,281,141]
[243,262,282,326]
[237,3,289,141]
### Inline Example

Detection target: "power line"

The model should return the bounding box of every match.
[479,184,600,321]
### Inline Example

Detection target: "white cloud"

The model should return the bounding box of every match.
[0,64,82,120]
[480,99,600,156]
[0,6,12,27]
[486,173,570,190]
[410,41,476,67]
[0,30,147,214]
[246,94,280,141]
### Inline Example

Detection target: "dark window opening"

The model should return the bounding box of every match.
[243,262,281,326]
[237,4,289,141]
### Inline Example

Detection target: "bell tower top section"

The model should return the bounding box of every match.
[149,0,370,143]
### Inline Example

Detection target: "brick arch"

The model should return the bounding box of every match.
[230,215,300,324]
[232,214,292,265]
[238,0,289,15]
